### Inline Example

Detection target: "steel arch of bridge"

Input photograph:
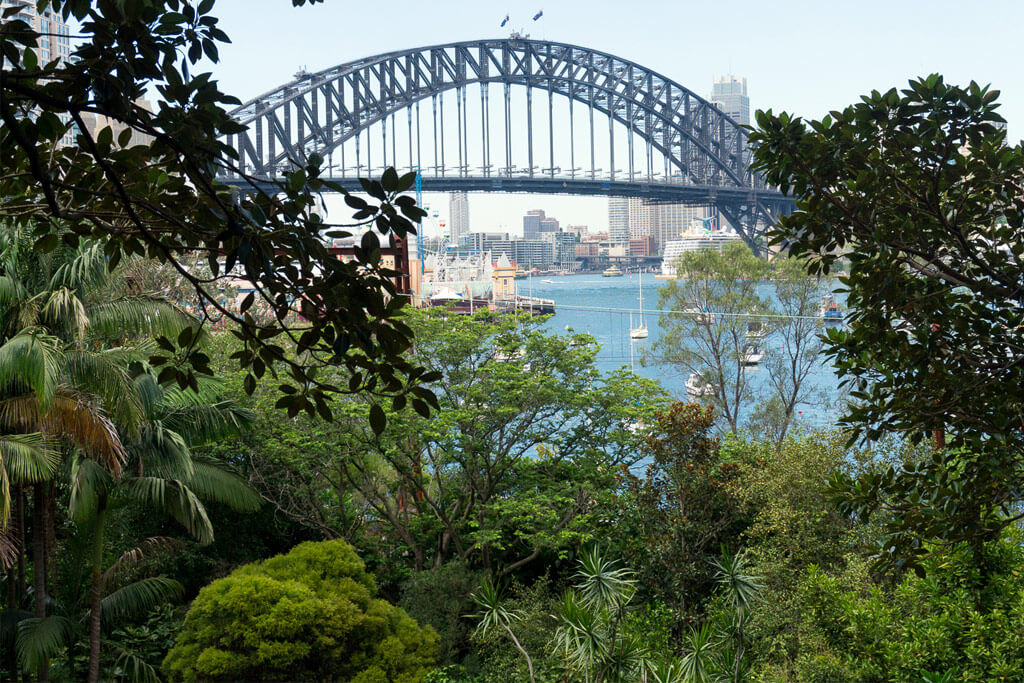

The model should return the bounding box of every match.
[224,38,792,247]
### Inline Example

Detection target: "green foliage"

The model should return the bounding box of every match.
[400,562,483,664]
[755,536,1024,681]
[163,540,438,682]
[736,434,862,669]
[1,1,433,426]
[750,75,1024,568]
[225,307,668,576]
[613,403,751,619]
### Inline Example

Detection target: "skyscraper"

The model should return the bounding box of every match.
[3,1,75,146]
[710,75,750,126]
[448,191,470,243]
[608,197,653,242]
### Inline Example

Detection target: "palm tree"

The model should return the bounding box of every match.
[71,369,259,683]
[0,228,198,679]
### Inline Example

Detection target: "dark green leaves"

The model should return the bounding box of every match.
[368,404,386,436]
[750,75,1024,572]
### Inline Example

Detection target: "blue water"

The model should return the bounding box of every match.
[521,273,843,428]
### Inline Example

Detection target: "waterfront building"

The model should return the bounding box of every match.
[629,235,657,257]
[459,231,509,253]
[608,197,653,242]
[523,209,559,239]
[710,74,750,126]
[540,230,579,268]
[448,191,470,243]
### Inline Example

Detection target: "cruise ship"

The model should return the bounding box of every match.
[658,227,742,277]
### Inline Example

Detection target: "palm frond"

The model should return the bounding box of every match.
[16,615,73,674]
[68,456,114,523]
[100,576,183,626]
[39,286,89,341]
[50,241,107,293]
[185,460,261,513]
[0,329,62,409]
[120,477,213,544]
[0,432,60,527]
[0,529,20,571]
[0,391,127,476]
[0,431,60,485]
[163,402,255,445]
[89,297,198,341]
[101,537,185,587]
[132,421,194,480]
[63,348,142,431]
[105,640,162,683]
[0,275,27,310]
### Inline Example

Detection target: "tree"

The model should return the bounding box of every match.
[651,241,770,433]
[0,233,186,680]
[1,0,432,424]
[71,369,260,683]
[710,550,762,683]
[749,75,1024,572]
[470,579,536,683]
[550,549,650,683]
[750,258,830,444]
[162,539,439,682]
[613,403,750,619]
[233,307,667,575]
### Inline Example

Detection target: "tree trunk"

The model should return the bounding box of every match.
[31,484,48,682]
[46,482,57,591]
[503,623,535,683]
[86,497,108,683]
[16,485,25,603]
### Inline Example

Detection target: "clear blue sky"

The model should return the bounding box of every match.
[206,0,1024,234]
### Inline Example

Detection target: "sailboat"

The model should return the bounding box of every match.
[630,273,649,339]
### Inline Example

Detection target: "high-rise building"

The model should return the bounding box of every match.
[522,209,558,239]
[3,1,75,146]
[608,197,653,242]
[448,192,470,243]
[710,75,750,126]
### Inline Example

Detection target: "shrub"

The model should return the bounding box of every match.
[163,540,438,682]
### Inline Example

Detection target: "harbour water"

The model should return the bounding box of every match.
[521,272,844,428]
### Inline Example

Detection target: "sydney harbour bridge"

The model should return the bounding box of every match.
[221,37,793,249]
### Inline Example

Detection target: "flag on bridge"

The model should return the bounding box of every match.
[532,9,543,21]
[500,13,510,27]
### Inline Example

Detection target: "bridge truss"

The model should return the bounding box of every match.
[223,38,792,249]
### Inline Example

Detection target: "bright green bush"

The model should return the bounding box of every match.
[163,540,438,682]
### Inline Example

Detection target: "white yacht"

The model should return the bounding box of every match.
[686,372,715,398]
[742,344,763,366]
[629,274,648,339]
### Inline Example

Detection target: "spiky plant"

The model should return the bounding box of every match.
[470,578,536,683]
